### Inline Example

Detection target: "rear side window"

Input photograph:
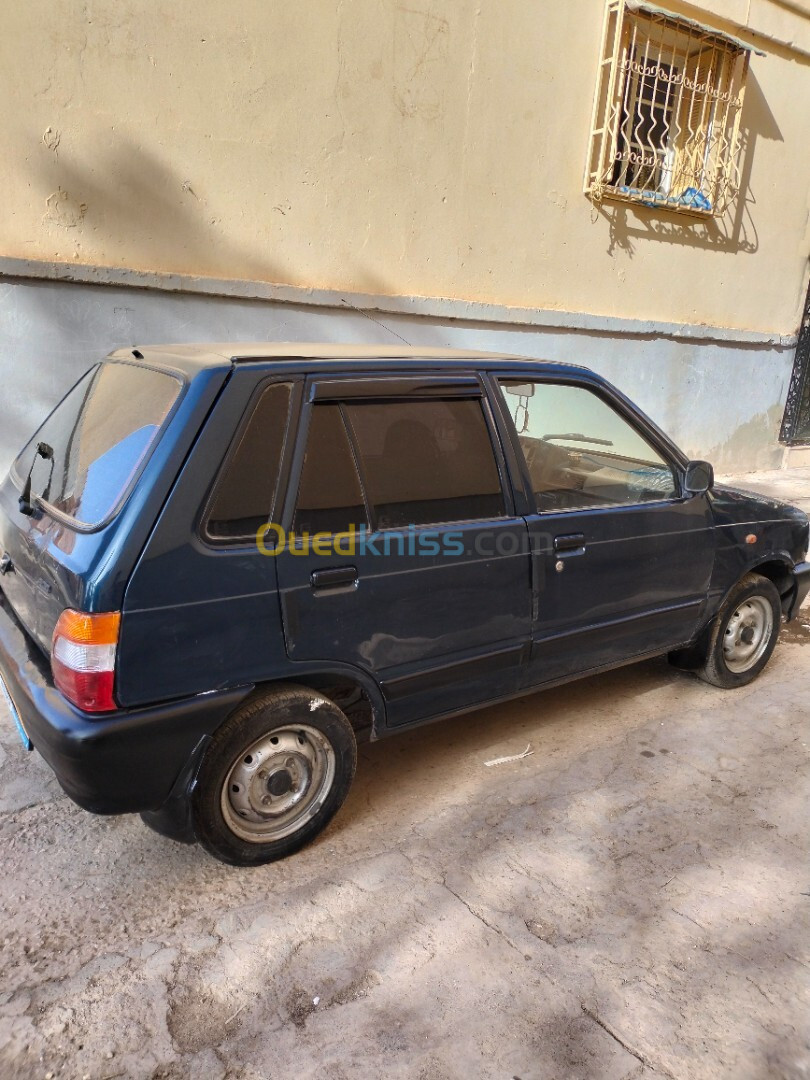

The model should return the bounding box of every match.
[206,382,293,540]
[293,404,368,535]
[12,362,181,528]
[344,398,505,529]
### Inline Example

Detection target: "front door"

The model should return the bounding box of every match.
[490,374,715,687]
[275,374,532,727]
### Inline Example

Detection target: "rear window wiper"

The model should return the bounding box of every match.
[18,442,54,517]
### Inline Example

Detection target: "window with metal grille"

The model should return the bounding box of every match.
[585,1,761,217]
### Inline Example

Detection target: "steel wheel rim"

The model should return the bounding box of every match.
[723,596,774,673]
[221,724,336,843]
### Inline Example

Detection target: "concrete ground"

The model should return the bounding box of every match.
[1,471,809,1080]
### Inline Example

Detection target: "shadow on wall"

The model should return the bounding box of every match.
[1,130,455,472]
[32,132,444,326]
[27,131,446,350]
[597,70,782,259]
[701,401,786,473]
[36,136,285,286]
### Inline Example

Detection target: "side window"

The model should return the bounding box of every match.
[207,382,293,540]
[344,398,505,529]
[293,404,368,534]
[497,379,677,512]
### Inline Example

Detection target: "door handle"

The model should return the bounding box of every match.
[553,533,586,556]
[310,566,358,591]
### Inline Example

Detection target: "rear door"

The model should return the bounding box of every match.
[489,373,715,686]
[275,373,532,727]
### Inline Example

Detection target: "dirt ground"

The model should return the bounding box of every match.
[1,473,809,1080]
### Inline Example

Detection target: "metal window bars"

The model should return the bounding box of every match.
[780,277,810,445]
[585,1,755,217]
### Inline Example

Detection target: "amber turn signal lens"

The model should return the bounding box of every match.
[53,609,120,645]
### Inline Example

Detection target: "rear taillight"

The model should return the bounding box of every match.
[51,610,121,713]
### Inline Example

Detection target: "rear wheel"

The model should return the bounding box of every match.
[193,685,357,866]
[693,573,782,689]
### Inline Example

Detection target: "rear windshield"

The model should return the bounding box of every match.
[12,362,182,528]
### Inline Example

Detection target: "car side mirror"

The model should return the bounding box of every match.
[684,460,714,496]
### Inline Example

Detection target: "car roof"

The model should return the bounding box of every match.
[107,342,586,378]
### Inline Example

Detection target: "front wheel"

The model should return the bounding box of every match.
[193,685,357,866]
[694,573,782,689]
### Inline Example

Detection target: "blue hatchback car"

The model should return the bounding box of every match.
[1,344,808,865]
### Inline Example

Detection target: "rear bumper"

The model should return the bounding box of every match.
[0,588,252,814]
[789,560,810,619]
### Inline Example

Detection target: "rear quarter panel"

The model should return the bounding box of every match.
[116,370,291,707]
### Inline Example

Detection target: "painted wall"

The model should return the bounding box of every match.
[0,277,791,479]
[1,0,809,338]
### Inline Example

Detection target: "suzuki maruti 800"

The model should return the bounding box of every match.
[0,344,808,865]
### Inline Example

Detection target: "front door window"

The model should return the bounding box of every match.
[499,379,678,512]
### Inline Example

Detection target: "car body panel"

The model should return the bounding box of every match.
[521,498,715,684]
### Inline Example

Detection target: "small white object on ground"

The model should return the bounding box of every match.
[225,1003,246,1026]
[484,744,534,767]
[313,996,320,1005]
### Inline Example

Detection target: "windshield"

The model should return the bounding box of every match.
[11,362,182,528]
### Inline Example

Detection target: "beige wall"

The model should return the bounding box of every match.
[2,0,809,336]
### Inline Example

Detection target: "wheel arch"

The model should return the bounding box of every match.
[744,555,797,616]
[671,557,792,673]
[243,665,386,742]
[141,665,385,846]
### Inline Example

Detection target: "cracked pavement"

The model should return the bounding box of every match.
[1,613,810,1077]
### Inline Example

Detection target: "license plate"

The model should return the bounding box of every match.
[0,673,32,751]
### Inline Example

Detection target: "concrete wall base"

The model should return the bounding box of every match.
[0,275,795,477]
[782,446,810,469]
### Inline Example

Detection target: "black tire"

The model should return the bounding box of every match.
[192,685,357,866]
[693,573,782,689]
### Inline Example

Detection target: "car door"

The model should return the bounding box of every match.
[488,372,715,687]
[274,373,532,727]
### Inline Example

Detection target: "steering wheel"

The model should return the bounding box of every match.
[522,439,573,490]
